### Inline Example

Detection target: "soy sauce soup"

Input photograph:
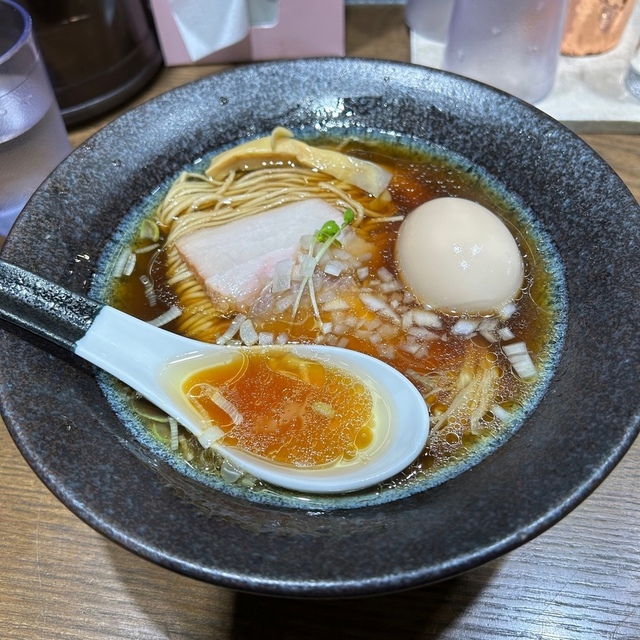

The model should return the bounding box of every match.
[104,133,564,503]
[183,349,375,466]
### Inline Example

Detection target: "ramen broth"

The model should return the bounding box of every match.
[183,349,375,466]
[108,134,560,492]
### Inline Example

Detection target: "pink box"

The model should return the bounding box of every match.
[149,0,345,66]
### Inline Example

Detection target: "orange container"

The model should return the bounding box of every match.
[561,0,637,55]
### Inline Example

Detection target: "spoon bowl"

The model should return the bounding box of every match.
[0,259,429,494]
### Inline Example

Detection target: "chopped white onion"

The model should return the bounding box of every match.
[316,281,343,304]
[258,331,275,345]
[376,344,396,359]
[365,317,382,331]
[321,298,350,312]
[377,266,395,283]
[197,426,225,448]
[332,247,352,261]
[216,313,247,345]
[272,259,293,293]
[201,387,244,426]
[275,292,296,313]
[356,266,369,281]
[498,326,515,341]
[414,345,428,359]
[290,262,303,282]
[491,404,513,424]
[112,248,131,278]
[220,459,244,483]
[502,341,537,380]
[169,417,179,451]
[147,305,182,327]
[379,280,402,293]
[479,317,499,331]
[134,242,160,255]
[140,275,158,308]
[407,326,437,340]
[239,318,259,346]
[332,322,350,335]
[378,323,400,339]
[324,260,347,277]
[451,318,480,336]
[359,293,401,324]
[342,315,359,328]
[477,317,499,342]
[359,292,386,312]
[399,338,422,355]
[412,309,442,329]
[123,252,137,277]
[499,302,517,321]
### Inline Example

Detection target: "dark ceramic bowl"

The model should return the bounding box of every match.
[1,59,639,597]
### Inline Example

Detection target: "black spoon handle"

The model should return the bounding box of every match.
[0,259,103,352]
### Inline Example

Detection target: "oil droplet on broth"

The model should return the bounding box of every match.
[181,349,375,467]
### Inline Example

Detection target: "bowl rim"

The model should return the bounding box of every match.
[1,57,639,597]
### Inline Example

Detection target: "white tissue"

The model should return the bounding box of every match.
[168,0,280,62]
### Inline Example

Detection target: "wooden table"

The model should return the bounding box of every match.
[1,6,639,639]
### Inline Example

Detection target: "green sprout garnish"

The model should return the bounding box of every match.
[291,208,356,322]
[314,208,355,245]
[315,220,341,244]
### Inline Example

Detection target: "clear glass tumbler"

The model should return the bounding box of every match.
[405,0,456,42]
[0,0,71,237]
[443,0,569,103]
[625,37,640,99]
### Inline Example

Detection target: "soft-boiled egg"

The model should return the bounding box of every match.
[395,198,524,315]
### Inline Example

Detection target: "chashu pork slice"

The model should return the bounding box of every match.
[175,199,343,309]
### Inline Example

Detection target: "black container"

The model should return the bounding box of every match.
[15,0,163,125]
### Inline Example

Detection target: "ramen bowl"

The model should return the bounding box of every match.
[1,58,638,597]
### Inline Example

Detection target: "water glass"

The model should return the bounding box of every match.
[626,37,640,99]
[443,0,569,103]
[405,0,455,43]
[0,0,71,237]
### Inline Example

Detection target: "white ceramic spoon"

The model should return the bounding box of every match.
[0,260,429,494]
